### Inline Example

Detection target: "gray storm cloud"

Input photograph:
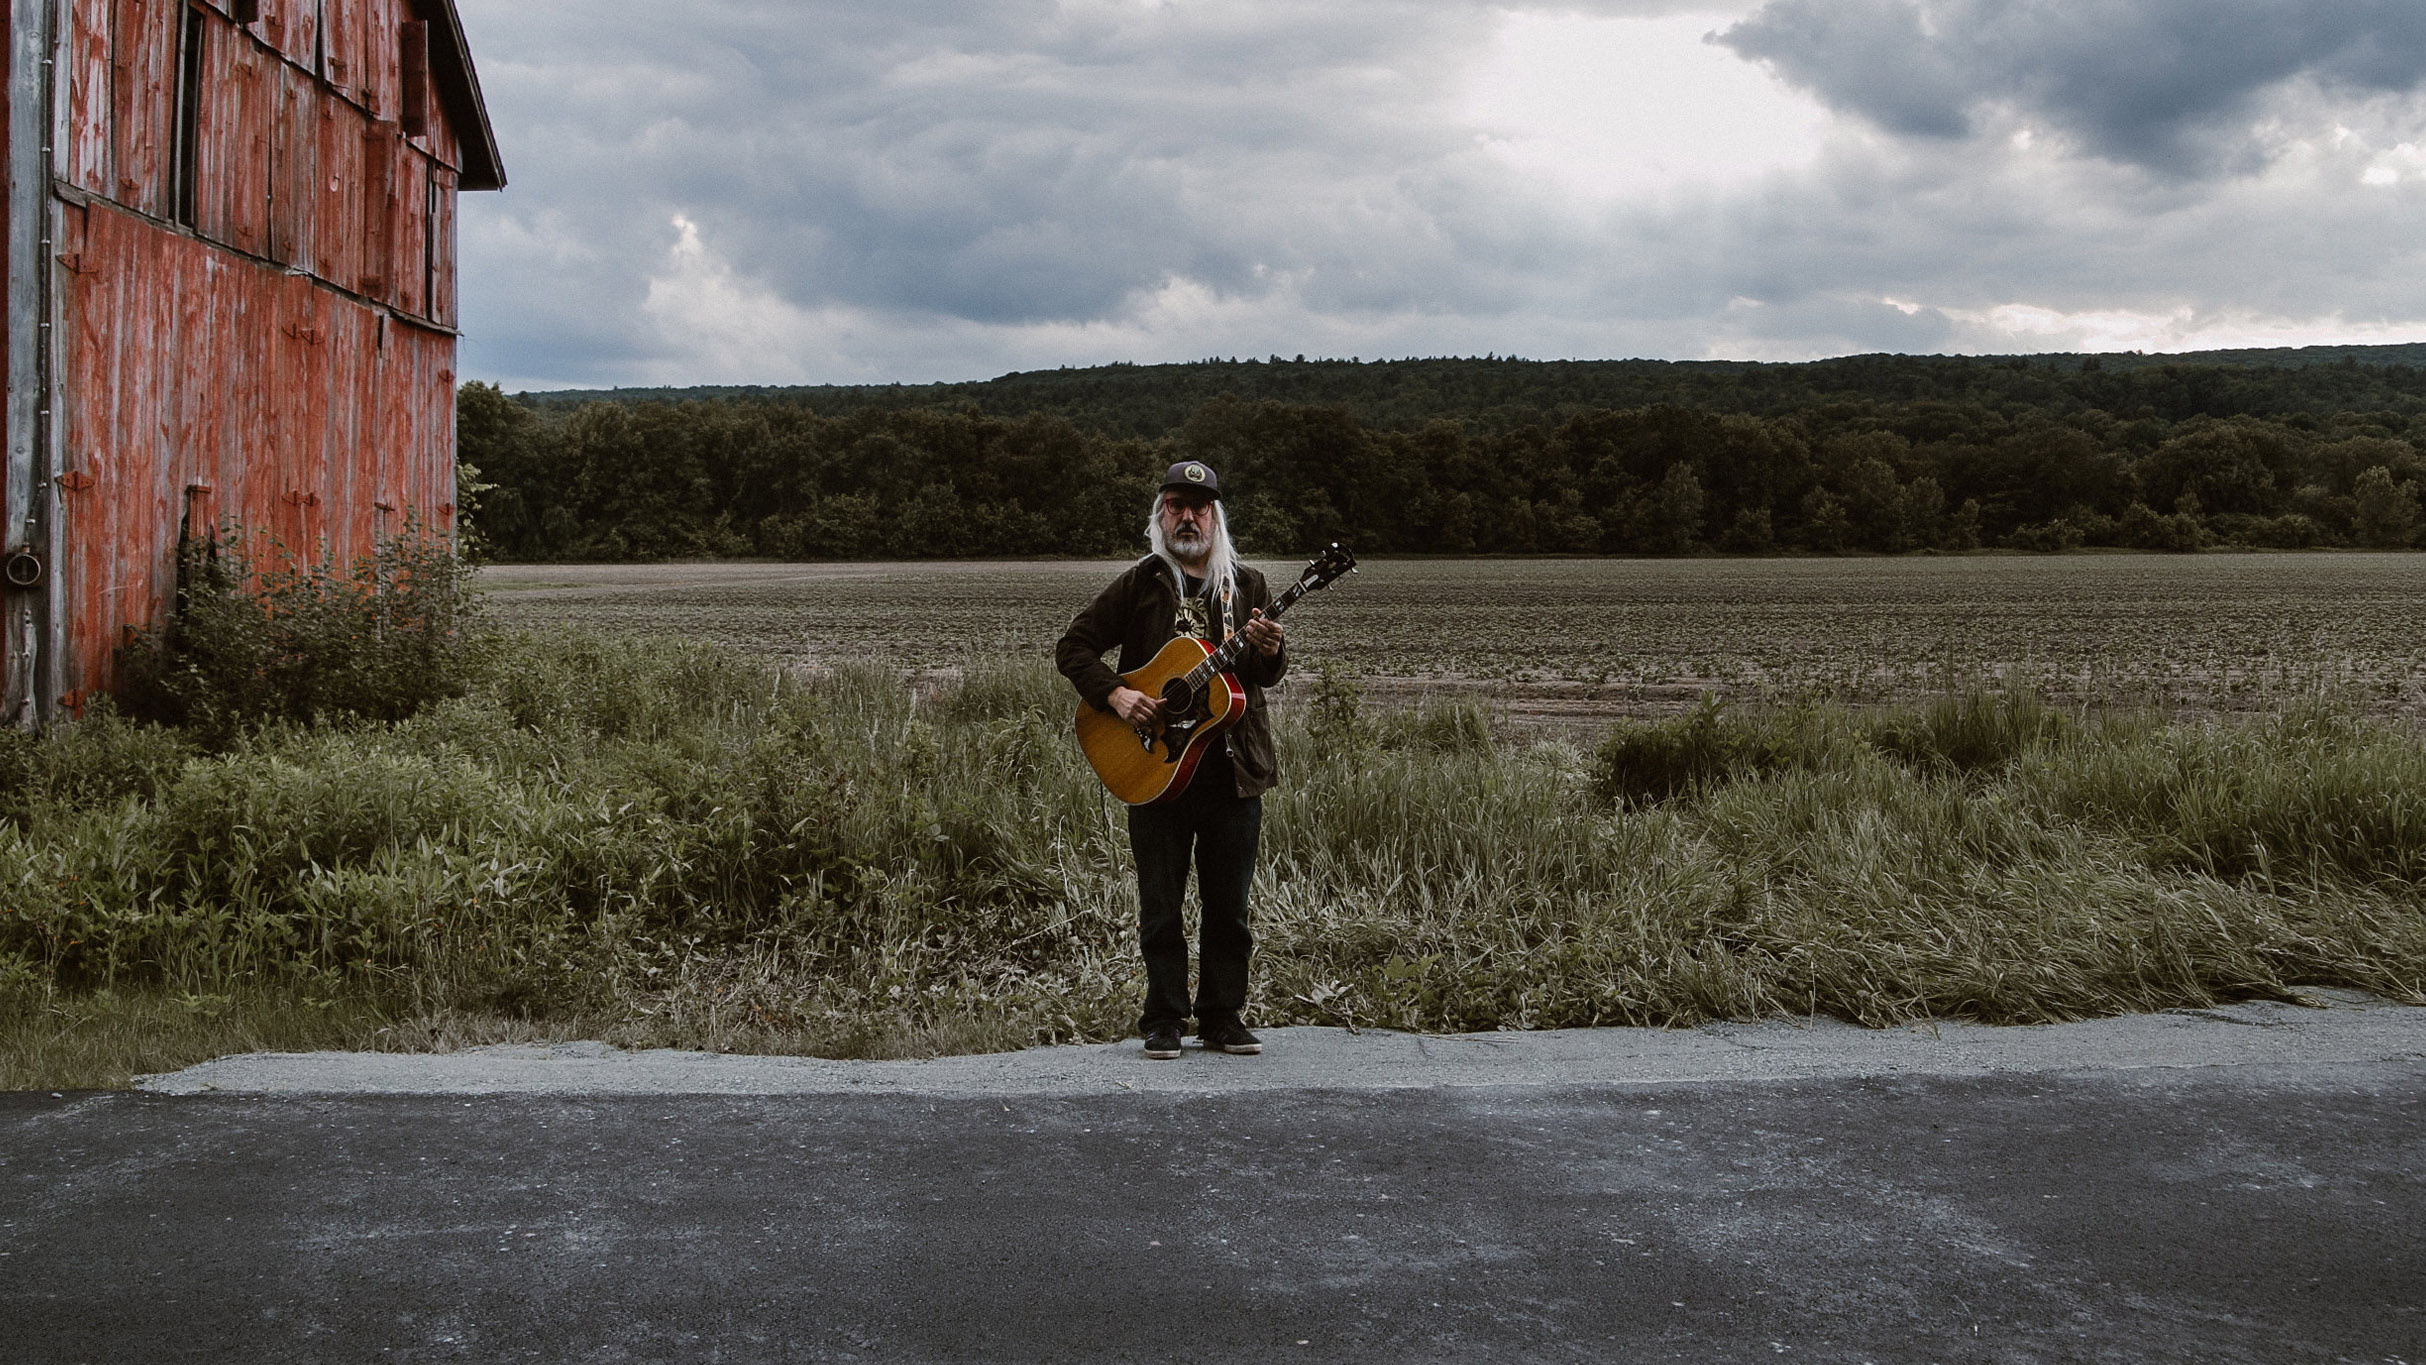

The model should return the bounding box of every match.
[1719,0,2426,174]
[452,0,2426,389]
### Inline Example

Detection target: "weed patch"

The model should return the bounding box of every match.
[118,524,488,741]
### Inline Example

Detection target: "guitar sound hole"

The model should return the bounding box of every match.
[1160,680,1197,719]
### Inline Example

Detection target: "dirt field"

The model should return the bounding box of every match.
[480,553,2426,726]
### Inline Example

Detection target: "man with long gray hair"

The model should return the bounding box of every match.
[1056,461,1287,1059]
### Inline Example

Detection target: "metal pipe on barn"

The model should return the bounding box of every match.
[4,0,59,728]
[37,0,65,727]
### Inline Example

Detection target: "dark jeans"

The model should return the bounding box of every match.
[1127,765,1261,1034]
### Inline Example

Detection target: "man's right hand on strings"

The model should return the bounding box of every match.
[1108,686,1162,727]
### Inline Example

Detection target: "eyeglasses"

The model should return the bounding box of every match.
[1162,496,1215,515]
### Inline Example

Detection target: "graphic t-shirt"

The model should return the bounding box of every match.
[1177,572,1228,646]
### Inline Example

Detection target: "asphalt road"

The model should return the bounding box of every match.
[6,1052,2422,1362]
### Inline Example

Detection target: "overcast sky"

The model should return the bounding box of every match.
[451,0,2426,391]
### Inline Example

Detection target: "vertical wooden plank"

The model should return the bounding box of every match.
[198,32,271,255]
[321,0,361,105]
[354,298,379,548]
[220,243,257,552]
[357,121,393,302]
[398,329,425,523]
[255,266,285,550]
[258,0,317,74]
[296,276,333,559]
[149,227,180,650]
[313,289,340,558]
[317,291,349,554]
[356,303,383,541]
[270,270,308,558]
[436,332,457,533]
[428,164,454,328]
[336,105,363,294]
[250,257,281,559]
[266,61,313,265]
[63,0,114,196]
[186,234,226,647]
[110,0,174,218]
[171,229,209,560]
[325,313,351,558]
[427,335,450,525]
[241,36,274,253]
[193,11,229,241]
[68,205,112,649]
[393,149,426,318]
[311,95,350,287]
[97,206,129,698]
[359,0,399,122]
[401,331,427,526]
[425,85,459,172]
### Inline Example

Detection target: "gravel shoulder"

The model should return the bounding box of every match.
[136,988,2424,1097]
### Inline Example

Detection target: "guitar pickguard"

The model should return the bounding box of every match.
[1145,677,1206,764]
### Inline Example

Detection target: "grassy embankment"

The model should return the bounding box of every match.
[5,626,2423,1089]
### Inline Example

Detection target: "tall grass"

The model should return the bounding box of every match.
[4,635,2423,1087]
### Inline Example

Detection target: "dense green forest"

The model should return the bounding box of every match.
[463,347,2426,561]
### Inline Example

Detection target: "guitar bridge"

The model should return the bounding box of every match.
[1157,717,1201,763]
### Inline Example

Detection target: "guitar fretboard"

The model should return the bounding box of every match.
[1183,577,1314,690]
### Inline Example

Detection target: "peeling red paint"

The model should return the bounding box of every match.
[5,1,497,711]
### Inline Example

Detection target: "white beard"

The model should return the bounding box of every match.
[1167,524,1209,561]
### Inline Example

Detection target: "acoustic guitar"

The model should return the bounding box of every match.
[1075,543,1358,806]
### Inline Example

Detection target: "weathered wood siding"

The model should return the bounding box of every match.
[52,202,458,694]
[35,0,473,703]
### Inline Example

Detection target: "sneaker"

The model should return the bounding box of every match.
[1199,1019,1262,1055]
[1142,1026,1184,1060]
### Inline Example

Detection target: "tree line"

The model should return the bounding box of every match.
[461,352,2426,561]
[522,346,2426,438]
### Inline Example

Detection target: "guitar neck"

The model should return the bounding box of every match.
[1186,579,1311,685]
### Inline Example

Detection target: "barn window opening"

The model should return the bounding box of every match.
[171,4,207,227]
[400,22,431,138]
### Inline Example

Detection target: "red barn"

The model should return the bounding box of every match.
[1,0,504,726]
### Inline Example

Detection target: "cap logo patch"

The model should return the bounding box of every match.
[1185,464,1207,484]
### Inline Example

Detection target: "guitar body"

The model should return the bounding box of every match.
[1075,636,1248,806]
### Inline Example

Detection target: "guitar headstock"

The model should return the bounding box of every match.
[1297,542,1358,593]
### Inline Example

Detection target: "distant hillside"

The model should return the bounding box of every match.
[466,335,2426,565]
[515,345,2426,439]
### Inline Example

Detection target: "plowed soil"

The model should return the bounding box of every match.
[482,553,2426,729]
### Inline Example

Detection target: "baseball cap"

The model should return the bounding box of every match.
[1160,461,1221,500]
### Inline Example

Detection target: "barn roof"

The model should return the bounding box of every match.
[417,0,507,192]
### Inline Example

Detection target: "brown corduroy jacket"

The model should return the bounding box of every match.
[1056,556,1289,798]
